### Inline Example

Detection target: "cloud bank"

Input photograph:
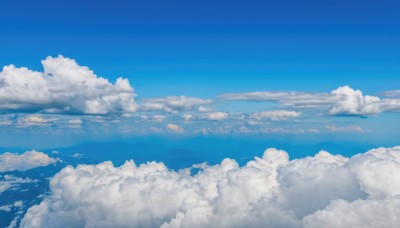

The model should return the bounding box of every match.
[21,146,400,227]
[0,150,58,172]
[0,55,136,115]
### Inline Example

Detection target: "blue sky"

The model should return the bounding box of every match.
[2,1,400,227]
[0,0,400,147]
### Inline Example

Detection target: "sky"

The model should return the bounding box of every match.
[0,0,400,147]
[1,1,400,227]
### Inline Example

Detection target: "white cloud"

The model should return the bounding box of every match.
[21,146,400,228]
[0,175,38,195]
[249,110,301,121]
[0,204,11,212]
[303,198,400,228]
[207,112,228,120]
[326,125,366,133]
[0,150,58,172]
[219,86,400,116]
[71,153,83,158]
[261,127,306,134]
[152,115,166,122]
[139,96,212,113]
[182,114,193,122]
[13,200,23,208]
[327,86,383,116]
[382,90,400,98]
[0,120,12,126]
[198,106,214,113]
[17,115,56,127]
[167,123,184,133]
[68,118,83,128]
[246,120,264,126]
[219,90,337,108]
[0,55,136,115]
[68,119,83,125]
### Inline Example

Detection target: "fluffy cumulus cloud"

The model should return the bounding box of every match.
[327,86,385,116]
[249,110,301,121]
[21,146,400,227]
[0,55,136,115]
[0,150,58,172]
[219,86,400,116]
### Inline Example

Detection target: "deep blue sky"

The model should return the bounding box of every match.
[1,0,399,97]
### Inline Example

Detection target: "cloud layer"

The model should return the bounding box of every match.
[21,146,400,227]
[249,110,301,121]
[139,96,212,113]
[220,86,400,116]
[0,55,136,115]
[0,150,58,172]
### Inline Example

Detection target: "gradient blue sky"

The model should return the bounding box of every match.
[0,0,399,147]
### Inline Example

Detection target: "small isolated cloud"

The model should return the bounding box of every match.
[71,153,83,158]
[219,86,400,116]
[326,125,366,133]
[21,146,400,228]
[182,114,193,122]
[68,118,83,128]
[17,115,55,127]
[152,115,166,122]
[0,55,136,115]
[249,110,301,121]
[246,120,264,126]
[207,112,228,120]
[167,123,184,133]
[0,204,11,212]
[0,150,58,172]
[139,96,212,113]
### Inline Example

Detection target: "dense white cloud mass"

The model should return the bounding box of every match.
[219,86,400,116]
[250,110,301,121]
[0,55,136,115]
[0,150,58,172]
[140,96,212,113]
[21,146,400,227]
[327,86,384,116]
